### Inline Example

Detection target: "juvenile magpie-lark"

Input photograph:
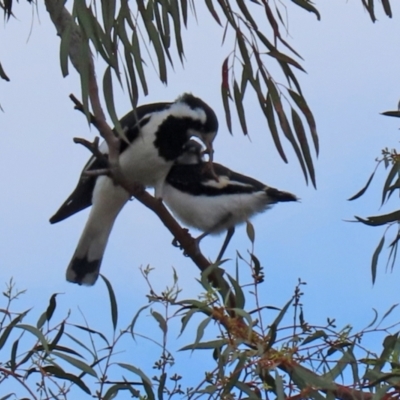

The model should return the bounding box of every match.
[50,94,218,286]
[162,141,297,261]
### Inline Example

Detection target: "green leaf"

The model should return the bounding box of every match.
[302,330,328,346]
[102,67,123,140]
[59,24,72,77]
[236,0,258,29]
[236,32,251,68]
[246,221,255,243]
[290,0,321,20]
[275,371,285,400]
[263,95,287,163]
[205,0,222,25]
[169,0,184,62]
[226,274,245,310]
[16,324,49,352]
[0,394,14,400]
[222,357,245,396]
[371,235,385,284]
[52,351,98,377]
[373,334,398,372]
[322,348,354,381]
[348,170,376,201]
[379,303,399,325]
[192,316,213,349]
[101,274,118,331]
[70,324,109,346]
[382,161,400,205]
[131,30,148,95]
[233,80,247,134]
[0,62,10,81]
[118,363,153,386]
[103,384,140,400]
[291,365,336,392]
[36,312,47,330]
[221,57,232,134]
[130,304,150,339]
[151,310,167,334]
[267,49,305,72]
[234,381,261,399]
[382,110,400,118]
[43,365,91,394]
[288,89,319,156]
[180,339,228,351]
[355,210,400,227]
[381,0,392,17]
[365,308,378,329]
[10,339,18,372]
[291,108,316,188]
[267,81,308,184]
[101,0,116,35]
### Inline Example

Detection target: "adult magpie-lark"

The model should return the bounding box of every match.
[50,94,218,286]
[162,141,297,261]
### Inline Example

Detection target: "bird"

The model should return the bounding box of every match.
[162,141,298,261]
[50,94,218,286]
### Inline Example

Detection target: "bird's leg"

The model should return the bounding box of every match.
[194,213,234,260]
[215,227,235,262]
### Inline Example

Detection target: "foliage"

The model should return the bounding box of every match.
[1,0,399,399]
[1,0,322,185]
[349,112,400,284]
[1,255,400,399]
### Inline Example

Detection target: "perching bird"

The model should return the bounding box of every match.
[162,141,298,261]
[50,94,218,286]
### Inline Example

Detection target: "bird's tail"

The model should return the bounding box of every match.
[66,180,130,286]
[265,187,298,203]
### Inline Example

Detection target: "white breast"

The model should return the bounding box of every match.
[162,184,272,234]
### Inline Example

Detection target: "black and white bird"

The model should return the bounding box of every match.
[162,141,298,261]
[50,94,218,286]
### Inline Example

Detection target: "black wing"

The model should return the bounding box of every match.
[166,162,266,196]
[49,102,172,224]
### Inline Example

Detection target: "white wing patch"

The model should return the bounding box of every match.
[202,176,256,190]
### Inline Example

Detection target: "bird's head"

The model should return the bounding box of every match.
[175,93,218,161]
[176,140,205,165]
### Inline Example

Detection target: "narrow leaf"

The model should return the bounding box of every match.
[180,339,228,351]
[151,310,167,334]
[130,305,150,339]
[226,274,245,310]
[381,0,392,17]
[291,0,321,20]
[355,210,400,227]
[16,324,49,352]
[118,363,153,386]
[382,110,400,118]
[379,303,399,325]
[291,108,316,187]
[52,351,98,377]
[221,56,232,133]
[288,89,318,155]
[101,274,118,331]
[371,235,385,285]
[0,62,10,81]
[233,80,247,134]
[302,330,328,346]
[43,365,91,394]
[348,170,376,201]
[264,95,287,162]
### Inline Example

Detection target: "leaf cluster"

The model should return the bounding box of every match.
[1,246,400,400]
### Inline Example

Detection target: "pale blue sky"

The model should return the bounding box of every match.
[1,1,400,397]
